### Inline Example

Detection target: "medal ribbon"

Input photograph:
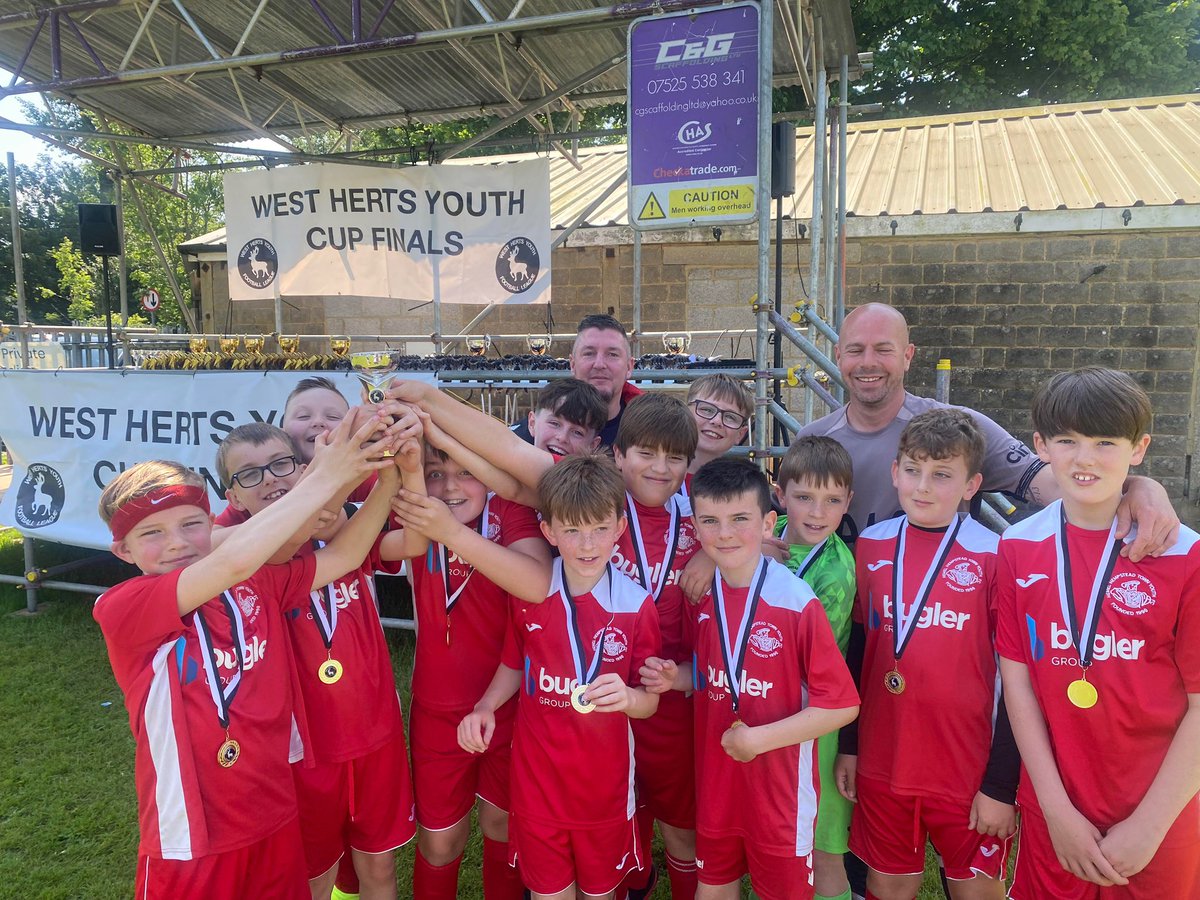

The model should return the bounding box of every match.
[440,495,490,615]
[890,516,963,663]
[192,591,246,729]
[795,536,829,581]
[624,493,681,603]
[308,539,338,652]
[712,556,770,715]
[1055,506,1121,670]
[558,559,614,688]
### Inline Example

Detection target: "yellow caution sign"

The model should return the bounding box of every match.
[668,184,755,218]
[638,193,666,221]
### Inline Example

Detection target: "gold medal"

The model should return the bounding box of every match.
[319,658,344,685]
[884,668,906,695]
[218,736,241,768]
[570,684,595,714]
[1067,677,1098,709]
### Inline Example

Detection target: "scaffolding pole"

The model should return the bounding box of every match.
[753,0,775,463]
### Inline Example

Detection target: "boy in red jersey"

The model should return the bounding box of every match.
[458,454,663,900]
[387,436,552,900]
[836,409,1017,900]
[216,422,425,899]
[93,414,399,899]
[386,382,706,895]
[642,458,860,900]
[997,367,1200,899]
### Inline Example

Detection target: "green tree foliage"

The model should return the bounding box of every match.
[2,98,224,329]
[851,0,1200,116]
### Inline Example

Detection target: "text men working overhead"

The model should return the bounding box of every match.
[513,314,642,448]
[798,302,1178,560]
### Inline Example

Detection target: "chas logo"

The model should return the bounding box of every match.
[676,121,713,146]
[655,33,736,64]
[14,463,64,529]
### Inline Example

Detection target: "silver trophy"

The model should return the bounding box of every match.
[355,351,398,404]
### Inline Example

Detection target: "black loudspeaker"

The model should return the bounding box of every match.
[78,203,121,256]
[770,122,797,199]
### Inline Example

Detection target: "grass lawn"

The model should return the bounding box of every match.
[1,528,959,898]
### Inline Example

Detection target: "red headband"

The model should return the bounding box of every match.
[109,485,211,542]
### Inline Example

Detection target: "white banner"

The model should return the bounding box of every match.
[224,160,550,305]
[0,369,434,550]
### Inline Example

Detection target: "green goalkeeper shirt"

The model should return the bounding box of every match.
[773,517,855,656]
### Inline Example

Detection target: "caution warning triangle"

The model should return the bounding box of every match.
[638,193,666,221]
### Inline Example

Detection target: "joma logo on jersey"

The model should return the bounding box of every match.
[1050,623,1144,662]
[655,33,735,64]
[942,557,984,592]
[210,635,268,672]
[1108,574,1156,617]
[883,597,971,631]
[705,664,773,698]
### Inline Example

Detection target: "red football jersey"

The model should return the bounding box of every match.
[853,515,1000,803]
[93,556,316,860]
[611,495,700,662]
[689,557,859,856]
[996,503,1200,845]
[503,560,662,828]
[410,494,542,712]
[286,536,404,764]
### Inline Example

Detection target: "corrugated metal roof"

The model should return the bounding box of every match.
[179,93,1200,252]
[795,94,1200,217]
[0,0,857,143]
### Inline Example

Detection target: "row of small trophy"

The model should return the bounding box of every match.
[141,334,354,370]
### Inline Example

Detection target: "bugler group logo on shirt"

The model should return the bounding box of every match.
[942,557,984,592]
[1107,574,1156,617]
[594,626,630,662]
[747,622,784,659]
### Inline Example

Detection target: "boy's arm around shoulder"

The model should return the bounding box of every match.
[174,413,393,616]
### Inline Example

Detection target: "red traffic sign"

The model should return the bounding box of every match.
[140,289,161,312]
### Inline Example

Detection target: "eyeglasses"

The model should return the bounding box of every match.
[690,399,748,429]
[230,455,298,489]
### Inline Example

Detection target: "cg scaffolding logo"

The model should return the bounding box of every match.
[655,33,735,64]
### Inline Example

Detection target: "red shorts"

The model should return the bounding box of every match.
[848,774,1010,881]
[631,689,696,829]
[136,817,308,899]
[293,733,417,878]
[1010,803,1200,900]
[409,700,514,830]
[695,831,814,900]
[509,813,642,897]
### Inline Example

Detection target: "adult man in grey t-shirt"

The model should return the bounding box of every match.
[798,303,1177,558]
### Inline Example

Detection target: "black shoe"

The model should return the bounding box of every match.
[624,863,659,900]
